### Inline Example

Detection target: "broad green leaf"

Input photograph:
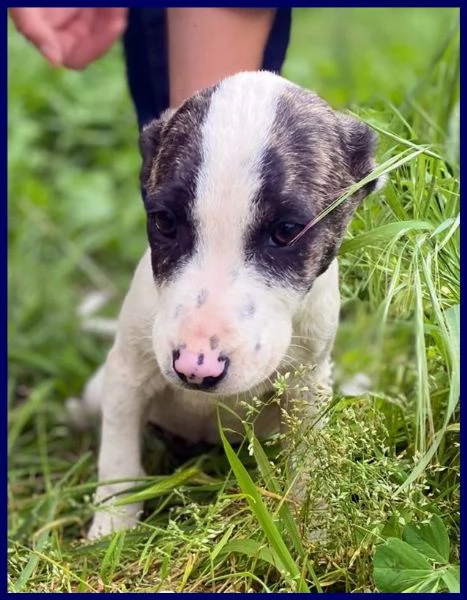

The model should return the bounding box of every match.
[402,515,450,564]
[373,538,434,593]
[442,565,460,593]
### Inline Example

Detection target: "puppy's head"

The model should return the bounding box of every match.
[140,71,382,395]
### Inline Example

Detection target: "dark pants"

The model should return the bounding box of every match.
[122,8,292,130]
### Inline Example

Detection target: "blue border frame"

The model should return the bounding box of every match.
[5,2,462,597]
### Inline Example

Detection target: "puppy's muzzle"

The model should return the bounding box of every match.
[172,349,230,391]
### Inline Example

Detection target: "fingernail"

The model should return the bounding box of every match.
[40,44,62,66]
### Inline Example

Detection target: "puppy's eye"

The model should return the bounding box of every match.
[152,210,177,238]
[269,222,304,247]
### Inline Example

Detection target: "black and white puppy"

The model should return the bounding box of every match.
[68,71,382,539]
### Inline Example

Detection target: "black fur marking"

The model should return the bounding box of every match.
[337,113,379,196]
[146,184,197,283]
[141,85,218,283]
[246,89,379,291]
[209,335,220,351]
[246,144,316,291]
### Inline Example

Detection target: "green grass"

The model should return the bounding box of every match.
[8,8,459,593]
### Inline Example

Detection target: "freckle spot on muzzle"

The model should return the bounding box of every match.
[239,298,256,320]
[196,288,209,307]
[209,335,219,350]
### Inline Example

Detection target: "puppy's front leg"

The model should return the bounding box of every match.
[87,346,151,540]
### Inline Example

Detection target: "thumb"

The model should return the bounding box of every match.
[9,8,63,65]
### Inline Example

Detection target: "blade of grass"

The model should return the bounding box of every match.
[247,429,323,591]
[113,466,201,506]
[8,380,56,454]
[220,428,310,592]
[340,220,434,255]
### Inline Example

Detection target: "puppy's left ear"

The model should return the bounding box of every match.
[139,108,176,189]
[337,113,386,197]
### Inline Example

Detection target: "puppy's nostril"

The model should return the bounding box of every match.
[197,357,230,390]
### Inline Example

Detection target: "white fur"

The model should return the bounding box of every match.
[81,252,339,539]
[68,72,342,540]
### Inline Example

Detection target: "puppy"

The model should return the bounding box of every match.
[67,71,382,539]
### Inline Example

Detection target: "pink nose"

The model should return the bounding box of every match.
[172,349,229,389]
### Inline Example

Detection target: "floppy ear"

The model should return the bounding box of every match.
[337,113,385,197]
[139,108,176,189]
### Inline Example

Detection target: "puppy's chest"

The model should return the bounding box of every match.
[146,384,280,445]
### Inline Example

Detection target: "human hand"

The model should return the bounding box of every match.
[9,8,128,69]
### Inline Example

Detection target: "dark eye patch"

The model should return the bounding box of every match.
[145,184,197,283]
[245,143,325,291]
[245,203,316,291]
[145,184,193,219]
[142,85,219,283]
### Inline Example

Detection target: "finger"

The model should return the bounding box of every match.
[47,8,82,31]
[98,7,129,26]
[9,8,63,65]
[53,11,95,61]
[63,9,127,70]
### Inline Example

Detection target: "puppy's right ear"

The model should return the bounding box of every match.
[139,108,175,189]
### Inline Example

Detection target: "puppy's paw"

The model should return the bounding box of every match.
[87,502,143,540]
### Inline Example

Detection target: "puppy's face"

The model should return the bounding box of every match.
[140,72,380,395]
